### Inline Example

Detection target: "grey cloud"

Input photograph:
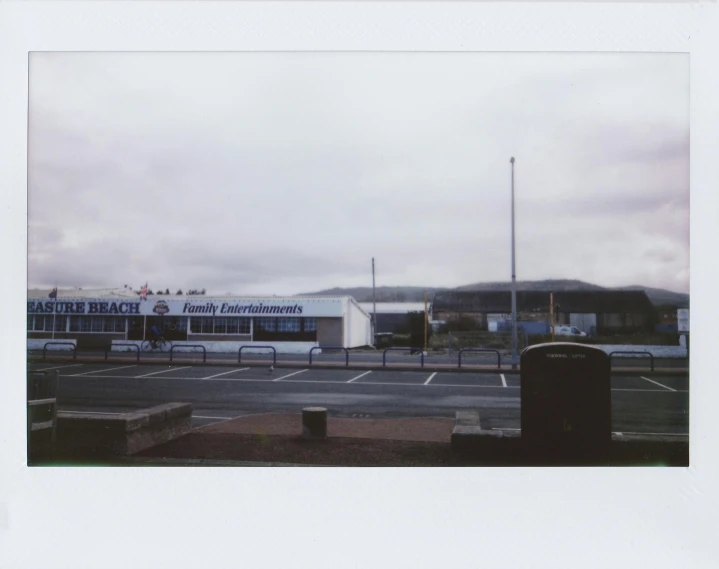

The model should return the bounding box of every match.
[27,52,690,294]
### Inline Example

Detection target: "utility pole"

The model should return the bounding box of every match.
[372,258,378,340]
[424,291,428,354]
[510,157,518,369]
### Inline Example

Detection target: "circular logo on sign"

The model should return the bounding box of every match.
[153,300,170,315]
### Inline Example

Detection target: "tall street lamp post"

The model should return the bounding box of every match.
[510,157,518,370]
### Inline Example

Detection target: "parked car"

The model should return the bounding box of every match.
[554,325,587,337]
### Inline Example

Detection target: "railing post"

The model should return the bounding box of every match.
[43,342,76,361]
[239,346,277,366]
[609,350,654,372]
[105,343,140,362]
[456,348,501,370]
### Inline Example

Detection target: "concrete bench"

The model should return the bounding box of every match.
[56,403,193,458]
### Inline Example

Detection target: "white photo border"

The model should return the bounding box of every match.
[1,2,717,568]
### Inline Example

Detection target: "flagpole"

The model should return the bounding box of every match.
[51,285,57,339]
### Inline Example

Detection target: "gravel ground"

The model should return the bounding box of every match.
[137,413,455,466]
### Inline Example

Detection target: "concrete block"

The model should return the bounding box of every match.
[302,407,328,440]
[56,403,194,458]
[455,411,480,427]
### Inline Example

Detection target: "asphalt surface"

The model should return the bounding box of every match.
[29,361,690,436]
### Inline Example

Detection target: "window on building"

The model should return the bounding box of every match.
[304,317,317,332]
[69,316,92,332]
[103,317,126,333]
[226,318,250,334]
[277,318,301,333]
[36,316,46,331]
[255,317,276,332]
[189,317,250,334]
[31,315,67,332]
[53,315,67,332]
[214,317,228,334]
[190,317,214,334]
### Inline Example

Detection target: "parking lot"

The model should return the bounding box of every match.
[29,361,690,435]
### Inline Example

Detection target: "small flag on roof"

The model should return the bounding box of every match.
[140,283,148,301]
[48,288,57,299]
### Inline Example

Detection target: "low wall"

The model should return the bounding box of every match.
[56,402,193,457]
[451,412,688,466]
[110,340,319,355]
[27,339,76,351]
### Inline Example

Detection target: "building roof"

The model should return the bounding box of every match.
[358,302,428,314]
[27,287,140,299]
[27,288,355,302]
[432,290,654,314]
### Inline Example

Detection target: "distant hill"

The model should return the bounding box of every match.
[300,279,689,307]
[299,286,449,303]
[455,279,606,292]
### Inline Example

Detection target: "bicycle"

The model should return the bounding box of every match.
[141,337,172,353]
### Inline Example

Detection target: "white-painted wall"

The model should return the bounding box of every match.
[27,339,77,350]
[110,340,318,355]
[345,299,373,347]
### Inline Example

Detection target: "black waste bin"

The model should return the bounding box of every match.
[521,343,611,463]
[374,333,394,349]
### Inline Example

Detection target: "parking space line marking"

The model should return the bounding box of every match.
[359,381,519,389]
[136,366,192,378]
[33,364,84,371]
[69,365,137,376]
[500,374,507,387]
[613,388,687,393]
[639,376,676,392]
[201,368,250,380]
[424,372,437,385]
[273,369,309,381]
[193,415,238,420]
[60,410,123,415]
[347,371,372,383]
[61,411,241,421]
[489,428,688,437]
[614,431,688,437]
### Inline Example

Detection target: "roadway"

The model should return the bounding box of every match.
[29,361,690,436]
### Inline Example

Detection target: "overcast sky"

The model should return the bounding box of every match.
[28,52,689,296]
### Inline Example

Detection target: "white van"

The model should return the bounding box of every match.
[554,325,587,337]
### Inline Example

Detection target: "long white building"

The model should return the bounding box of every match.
[27,288,373,353]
